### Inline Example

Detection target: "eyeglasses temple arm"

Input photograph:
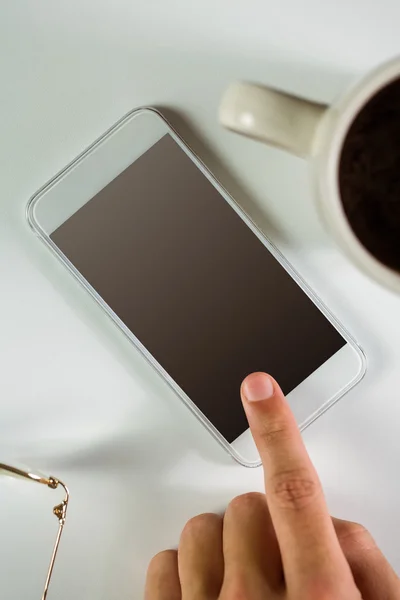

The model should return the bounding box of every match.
[41,479,69,600]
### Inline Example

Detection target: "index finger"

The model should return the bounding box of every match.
[241,372,349,580]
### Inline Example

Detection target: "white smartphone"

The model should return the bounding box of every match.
[27,108,366,467]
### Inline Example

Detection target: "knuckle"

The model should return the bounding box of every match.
[335,520,372,552]
[300,577,340,600]
[257,411,296,451]
[339,520,367,538]
[147,549,177,576]
[181,512,220,540]
[270,469,320,510]
[256,396,289,438]
[221,572,253,600]
[227,492,266,514]
[262,425,290,447]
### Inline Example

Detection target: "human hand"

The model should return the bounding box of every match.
[145,372,400,599]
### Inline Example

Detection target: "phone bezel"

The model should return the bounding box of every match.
[27,107,366,467]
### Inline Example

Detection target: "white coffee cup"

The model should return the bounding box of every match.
[219,57,400,293]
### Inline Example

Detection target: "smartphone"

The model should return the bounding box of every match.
[27,108,366,467]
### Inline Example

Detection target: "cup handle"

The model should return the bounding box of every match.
[219,82,328,158]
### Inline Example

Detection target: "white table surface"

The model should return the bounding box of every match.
[1,1,400,598]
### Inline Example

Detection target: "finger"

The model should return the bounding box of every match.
[178,513,224,600]
[145,550,181,600]
[241,373,351,582]
[222,492,283,596]
[334,518,400,600]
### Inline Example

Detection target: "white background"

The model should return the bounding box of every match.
[0,1,400,598]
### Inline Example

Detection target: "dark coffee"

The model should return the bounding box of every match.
[339,77,400,272]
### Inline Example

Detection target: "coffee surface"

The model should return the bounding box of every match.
[339,77,400,272]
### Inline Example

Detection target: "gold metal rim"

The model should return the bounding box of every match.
[0,462,70,600]
[0,463,51,486]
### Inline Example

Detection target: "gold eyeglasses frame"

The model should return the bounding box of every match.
[0,463,69,600]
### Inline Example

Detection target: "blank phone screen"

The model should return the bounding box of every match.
[51,134,346,442]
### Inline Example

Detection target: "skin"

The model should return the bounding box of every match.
[145,372,400,599]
